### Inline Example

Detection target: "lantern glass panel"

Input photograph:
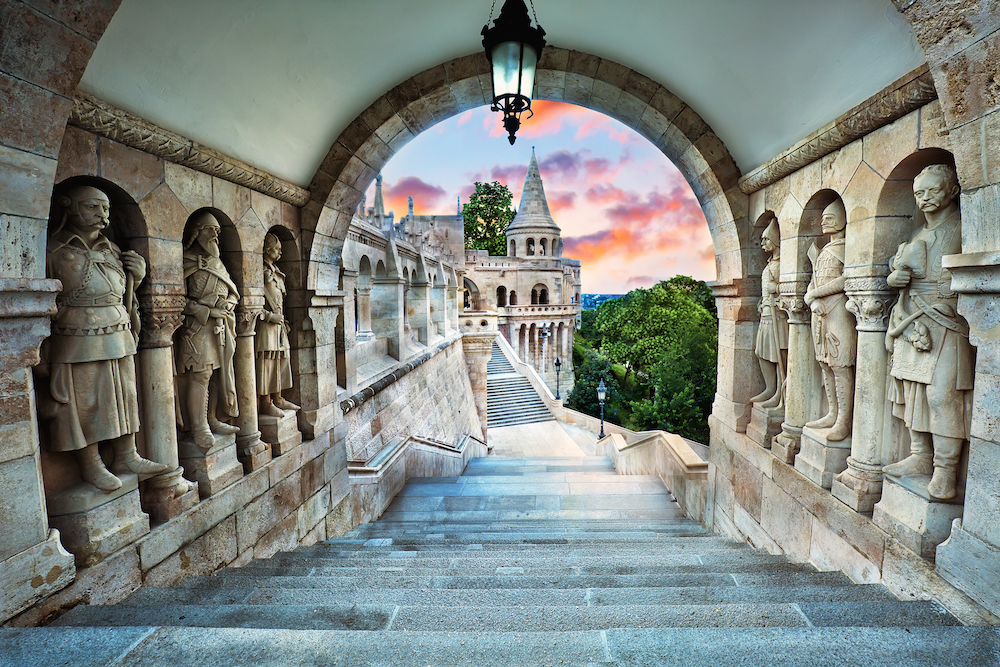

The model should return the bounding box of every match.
[491,40,538,99]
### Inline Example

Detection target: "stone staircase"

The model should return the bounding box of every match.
[8,455,996,666]
[487,342,552,428]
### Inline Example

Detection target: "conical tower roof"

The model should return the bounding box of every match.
[506,150,561,234]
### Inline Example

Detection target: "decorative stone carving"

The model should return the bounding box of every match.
[37,186,170,493]
[69,93,310,207]
[846,292,895,332]
[138,294,186,349]
[803,198,856,442]
[258,233,300,418]
[176,211,241,449]
[750,219,788,408]
[738,67,937,194]
[882,164,974,501]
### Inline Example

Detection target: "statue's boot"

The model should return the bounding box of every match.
[826,367,854,442]
[273,395,300,412]
[806,367,837,429]
[749,361,776,404]
[76,444,122,492]
[258,397,284,418]
[112,436,171,476]
[187,380,214,448]
[927,435,962,500]
[208,382,240,435]
[883,431,933,477]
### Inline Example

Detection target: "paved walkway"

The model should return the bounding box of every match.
[488,419,600,457]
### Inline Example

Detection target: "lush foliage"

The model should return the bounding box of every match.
[570,277,718,443]
[462,181,514,256]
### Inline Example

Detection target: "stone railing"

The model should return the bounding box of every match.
[598,431,709,524]
[501,304,578,317]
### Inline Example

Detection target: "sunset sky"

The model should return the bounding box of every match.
[365,100,716,294]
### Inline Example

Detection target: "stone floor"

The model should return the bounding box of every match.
[488,420,598,457]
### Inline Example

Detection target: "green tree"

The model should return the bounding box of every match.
[462,181,514,256]
[565,349,623,420]
[663,275,716,320]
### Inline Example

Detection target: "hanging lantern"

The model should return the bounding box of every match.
[482,0,546,145]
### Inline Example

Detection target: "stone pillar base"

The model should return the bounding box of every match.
[937,519,1000,615]
[178,434,243,498]
[48,484,149,568]
[236,432,272,474]
[140,467,199,523]
[0,529,76,620]
[260,411,303,456]
[794,426,851,489]
[771,425,801,464]
[873,475,964,560]
[831,457,884,514]
[746,405,783,449]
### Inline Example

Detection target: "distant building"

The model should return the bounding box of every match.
[463,151,583,395]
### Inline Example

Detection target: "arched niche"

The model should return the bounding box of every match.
[496,285,507,307]
[784,190,842,287]
[463,277,480,310]
[509,290,518,306]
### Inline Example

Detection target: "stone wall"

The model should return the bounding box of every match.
[343,336,481,465]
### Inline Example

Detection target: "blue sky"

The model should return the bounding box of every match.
[366,101,716,294]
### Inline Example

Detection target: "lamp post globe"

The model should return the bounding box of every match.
[597,378,607,439]
[554,357,561,400]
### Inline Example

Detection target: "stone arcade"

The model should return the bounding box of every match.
[2,0,1000,645]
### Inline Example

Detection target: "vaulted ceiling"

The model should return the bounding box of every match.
[80,0,925,187]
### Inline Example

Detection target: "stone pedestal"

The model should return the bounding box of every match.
[178,433,243,498]
[47,477,150,568]
[937,519,1000,614]
[771,426,801,463]
[746,405,783,449]
[140,467,199,523]
[831,457,884,514]
[260,410,303,456]
[874,475,964,560]
[794,426,851,489]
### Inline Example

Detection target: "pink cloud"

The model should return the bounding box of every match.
[547,190,577,213]
[626,275,659,289]
[383,176,446,214]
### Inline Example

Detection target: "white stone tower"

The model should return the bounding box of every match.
[505,149,563,259]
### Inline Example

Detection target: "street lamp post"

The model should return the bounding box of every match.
[539,323,549,377]
[597,378,607,439]
[554,357,561,400]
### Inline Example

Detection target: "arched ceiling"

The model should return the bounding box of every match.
[80,0,924,187]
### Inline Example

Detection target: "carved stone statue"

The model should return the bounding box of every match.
[177,211,240,448]
[39,186,170,491]
[257,233,299,418]
[804,198,856,441]
[750,218,787,407]
[883,164,973,500]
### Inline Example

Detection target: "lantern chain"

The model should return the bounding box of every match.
[487,0,497,23]
[528,0,539,25]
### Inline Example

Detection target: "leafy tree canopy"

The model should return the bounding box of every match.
[565,349,623,418]
[462,181,514,256]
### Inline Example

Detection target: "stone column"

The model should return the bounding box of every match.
[710,282,760,435]
[431,281,447,340]
[136,293,199,522]
[297,293,344,440]
[0,279,76,621]
[936,252,1000,610]
[772,284,815,463]
[410,279,431,345]
[234,296,270,473]
[831,280,897,512]
[446,281,458,333]
[355,286,375,342]
[462,320,499,440]
[340,271,359,395]
[371,276,404,359]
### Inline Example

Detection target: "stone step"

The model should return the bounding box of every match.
[174,569,854,592]
[7,626,996,667]
[297,539,751,557]
[51,599,959,632]
[119,582,901,609]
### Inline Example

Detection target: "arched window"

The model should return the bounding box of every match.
[497,285,507,307]
[531,289,538,305]
[540,238,547,255]
[540,288,548,304]
[509,291,517,305]
[527,238,535,255]
[509,239,516,256]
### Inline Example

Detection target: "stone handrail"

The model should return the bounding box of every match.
[597,431,709,525]
[502,304,577,316]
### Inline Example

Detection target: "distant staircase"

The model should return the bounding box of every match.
[487,342,552,428]
[23,455,996,666]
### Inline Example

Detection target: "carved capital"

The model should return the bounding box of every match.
[777,294,810,325]
[138,294,187,349]
[846,293,896,332]
[236,308,264,337]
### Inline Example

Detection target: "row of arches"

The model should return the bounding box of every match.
[510,237,563,258]
[494,285,550,308]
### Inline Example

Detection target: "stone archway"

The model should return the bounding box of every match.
[302,47,750,294]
